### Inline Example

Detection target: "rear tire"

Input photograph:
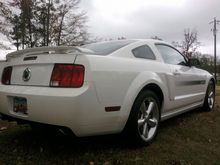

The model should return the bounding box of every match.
[202,81,215,111]
[125,90,161,145]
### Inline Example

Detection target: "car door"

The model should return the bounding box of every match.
[155,44,206,108]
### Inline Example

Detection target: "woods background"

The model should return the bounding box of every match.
[0,0,219,76]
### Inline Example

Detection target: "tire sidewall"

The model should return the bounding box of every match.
[203,81,215,111]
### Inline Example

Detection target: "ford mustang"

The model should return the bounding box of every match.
[0,39,215,145]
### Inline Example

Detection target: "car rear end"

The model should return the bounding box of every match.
[0,47,102,136]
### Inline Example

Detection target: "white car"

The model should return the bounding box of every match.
[0,39,215,144]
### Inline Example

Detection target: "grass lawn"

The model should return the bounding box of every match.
[0,88,220,165]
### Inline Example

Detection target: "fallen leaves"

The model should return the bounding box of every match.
[0,126,7,131]
[0,126,7,133]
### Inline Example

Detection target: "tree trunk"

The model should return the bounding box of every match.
[27,1,32,48]
[22,34,25,49]
[15,24,19,50]
[46,0,51,46]
[28,17,32,47]
[43,16,46,46]
[57,14,65,46]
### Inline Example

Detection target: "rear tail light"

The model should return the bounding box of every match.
[50,64,85,88]
[1,66,12,85]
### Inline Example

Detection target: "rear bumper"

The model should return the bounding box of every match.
[0,112,74,135]
[0,83,124,136]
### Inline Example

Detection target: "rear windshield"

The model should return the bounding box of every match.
[82,40,136,55]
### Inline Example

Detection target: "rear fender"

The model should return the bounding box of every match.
[119,71,168,129]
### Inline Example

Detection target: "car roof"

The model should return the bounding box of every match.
[82,39,173,56]
[131,39,171,45]
[92,39,171,46]
[86,39,169,45]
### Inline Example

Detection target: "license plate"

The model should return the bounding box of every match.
[13,97,28,115]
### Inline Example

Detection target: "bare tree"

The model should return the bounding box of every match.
[118,36,126,40]
[2,0,89,48]
[0,1,11,34]
[56,1,79,46]
[0,1,12,49]
[38,0,89,46]
[59,9,89,46]
[151,36,163,41]
[173,28,200,58]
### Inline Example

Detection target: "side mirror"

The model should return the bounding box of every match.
[188,58,201,67]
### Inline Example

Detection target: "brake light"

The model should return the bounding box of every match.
[1,66,12,85]
[50,64,84,88]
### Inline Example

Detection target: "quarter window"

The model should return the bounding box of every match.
[132,45,156,60]
[156,44,187,65]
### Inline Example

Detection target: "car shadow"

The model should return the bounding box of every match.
[0,108,208,154]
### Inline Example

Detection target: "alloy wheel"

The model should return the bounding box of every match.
[208,86,215,109]
[137,97,159,142]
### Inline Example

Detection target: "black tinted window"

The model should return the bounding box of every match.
[156,44,187,65]
[132,45,155,60]
[82,40,135,55]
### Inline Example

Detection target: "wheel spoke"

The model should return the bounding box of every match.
[208,91,214,108]
[146,102,154,115]
[148,118,157,128]
[208,98,211,105]
[142,123,148,138]
[138,119,145,127]
[209,91,213,97]
[140,101,147,114]
[210,98,214,105]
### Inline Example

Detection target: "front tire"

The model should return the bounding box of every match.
[203,81,215,111]
[125,90,161,145]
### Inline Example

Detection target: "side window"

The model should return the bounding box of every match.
[155,44,187,65]
[132,45,156,60]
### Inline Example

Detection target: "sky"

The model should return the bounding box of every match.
[80,0,220,55]
[0,0,219,60]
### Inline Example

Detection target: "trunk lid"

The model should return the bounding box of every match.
[4,46,91,86]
